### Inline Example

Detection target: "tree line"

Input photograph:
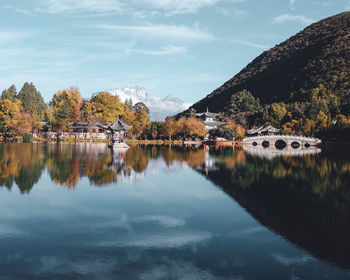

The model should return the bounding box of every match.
[1,83,240,141]
[221,87,350,140]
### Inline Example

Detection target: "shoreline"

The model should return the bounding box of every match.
[1,138,349,151]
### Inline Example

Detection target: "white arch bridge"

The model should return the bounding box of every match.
[243,135,322,150]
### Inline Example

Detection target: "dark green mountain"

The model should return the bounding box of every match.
[184,12,350,137]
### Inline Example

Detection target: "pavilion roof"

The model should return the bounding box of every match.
[204,120,226,126]
[196,112,219,118]
[99,118,132,131]
[247,125,280,135]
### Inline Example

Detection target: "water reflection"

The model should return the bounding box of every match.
[243,145,322,158]
[0,144,207,190]
[199,148,350,270]
[0,143,44,193]
[1,143,350,275]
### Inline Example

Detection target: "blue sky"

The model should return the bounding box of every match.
[0,0,349,103]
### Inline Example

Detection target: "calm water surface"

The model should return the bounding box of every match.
[0,143,349,280]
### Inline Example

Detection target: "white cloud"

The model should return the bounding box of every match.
[135,0,220,15]
[0,31,30,45]
[216,7,246,16]
[139,259,232,280]
[34,0,226,16]
[94,23,214,41]
[132,45,187,56]
[272,253,313,266]
[132,215,186,227]
[230,39,270,49]
[36,0,125,14]
[109,85,192,121]
[3,5,32,15]
[272,14,315,25]
[97,231,212,248]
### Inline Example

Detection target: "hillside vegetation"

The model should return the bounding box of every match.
[185,12,350,139]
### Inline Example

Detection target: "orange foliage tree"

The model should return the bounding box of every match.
[163,117,177,140]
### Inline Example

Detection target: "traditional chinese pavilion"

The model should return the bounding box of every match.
[99,118,132,145]
[196,109,225,130]
[247,125,280,136]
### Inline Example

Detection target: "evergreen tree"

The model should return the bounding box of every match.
[17,82,47,119]
[225,90,262,117]
[1,85,17,101]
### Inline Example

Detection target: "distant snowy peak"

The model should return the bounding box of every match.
[111,85,148,100]
[108,85,192,121]
[162,95,184,105]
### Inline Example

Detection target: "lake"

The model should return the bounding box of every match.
[0,143,349,280]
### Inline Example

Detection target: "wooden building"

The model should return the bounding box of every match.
[247,125,280,136]
[196,109,225,131]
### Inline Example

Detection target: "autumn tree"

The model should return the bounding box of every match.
[49,87,84,132]
[83,91,124,124]
[17,82,47,120]
[123,102,151,139]
[315,110,329,129]
[183,117,206,139]
[8,112,35,136]
[234,124,246,139]
[263,103,287,127]
[0,99,22,137]
[50,87,83,122]
[163,117,177,140]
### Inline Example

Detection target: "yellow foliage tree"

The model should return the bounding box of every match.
[51,87,83,122]
[163,117,177,140]
[315,111,329,129]
[0,99,22,125]
[302,118,315,135]
[83,92,124,124]
[336,114,350,128]
[234,124,246,139]
[282,119,298,135]
[183,117,207,138]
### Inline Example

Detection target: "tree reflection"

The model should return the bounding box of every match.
[161,145,206,167]
[0,144,157,190]
[196,148,350,270]
[1,143,350,270]
[125,146,151,173]
[0,144,44,193]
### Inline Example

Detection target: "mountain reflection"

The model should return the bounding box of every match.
[1,143,350,270]
[197,148,350,270]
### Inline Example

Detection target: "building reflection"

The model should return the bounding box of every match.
[195,149,350,270]
[1,143,350,271]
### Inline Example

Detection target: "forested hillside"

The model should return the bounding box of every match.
[184,12,350,139]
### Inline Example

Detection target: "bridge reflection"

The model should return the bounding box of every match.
[243,146,321,158]
[243,135,322,150]
[195,149,350,270]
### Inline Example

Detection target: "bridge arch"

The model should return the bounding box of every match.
[243,135,321,151]
[291,141,300,149]
[275,139,287,150]
[262,141,270,148]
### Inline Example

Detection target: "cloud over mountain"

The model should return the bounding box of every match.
[108,85,192,121]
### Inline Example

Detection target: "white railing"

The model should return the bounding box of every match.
[243,135,321,143]
[44,132,107,139]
